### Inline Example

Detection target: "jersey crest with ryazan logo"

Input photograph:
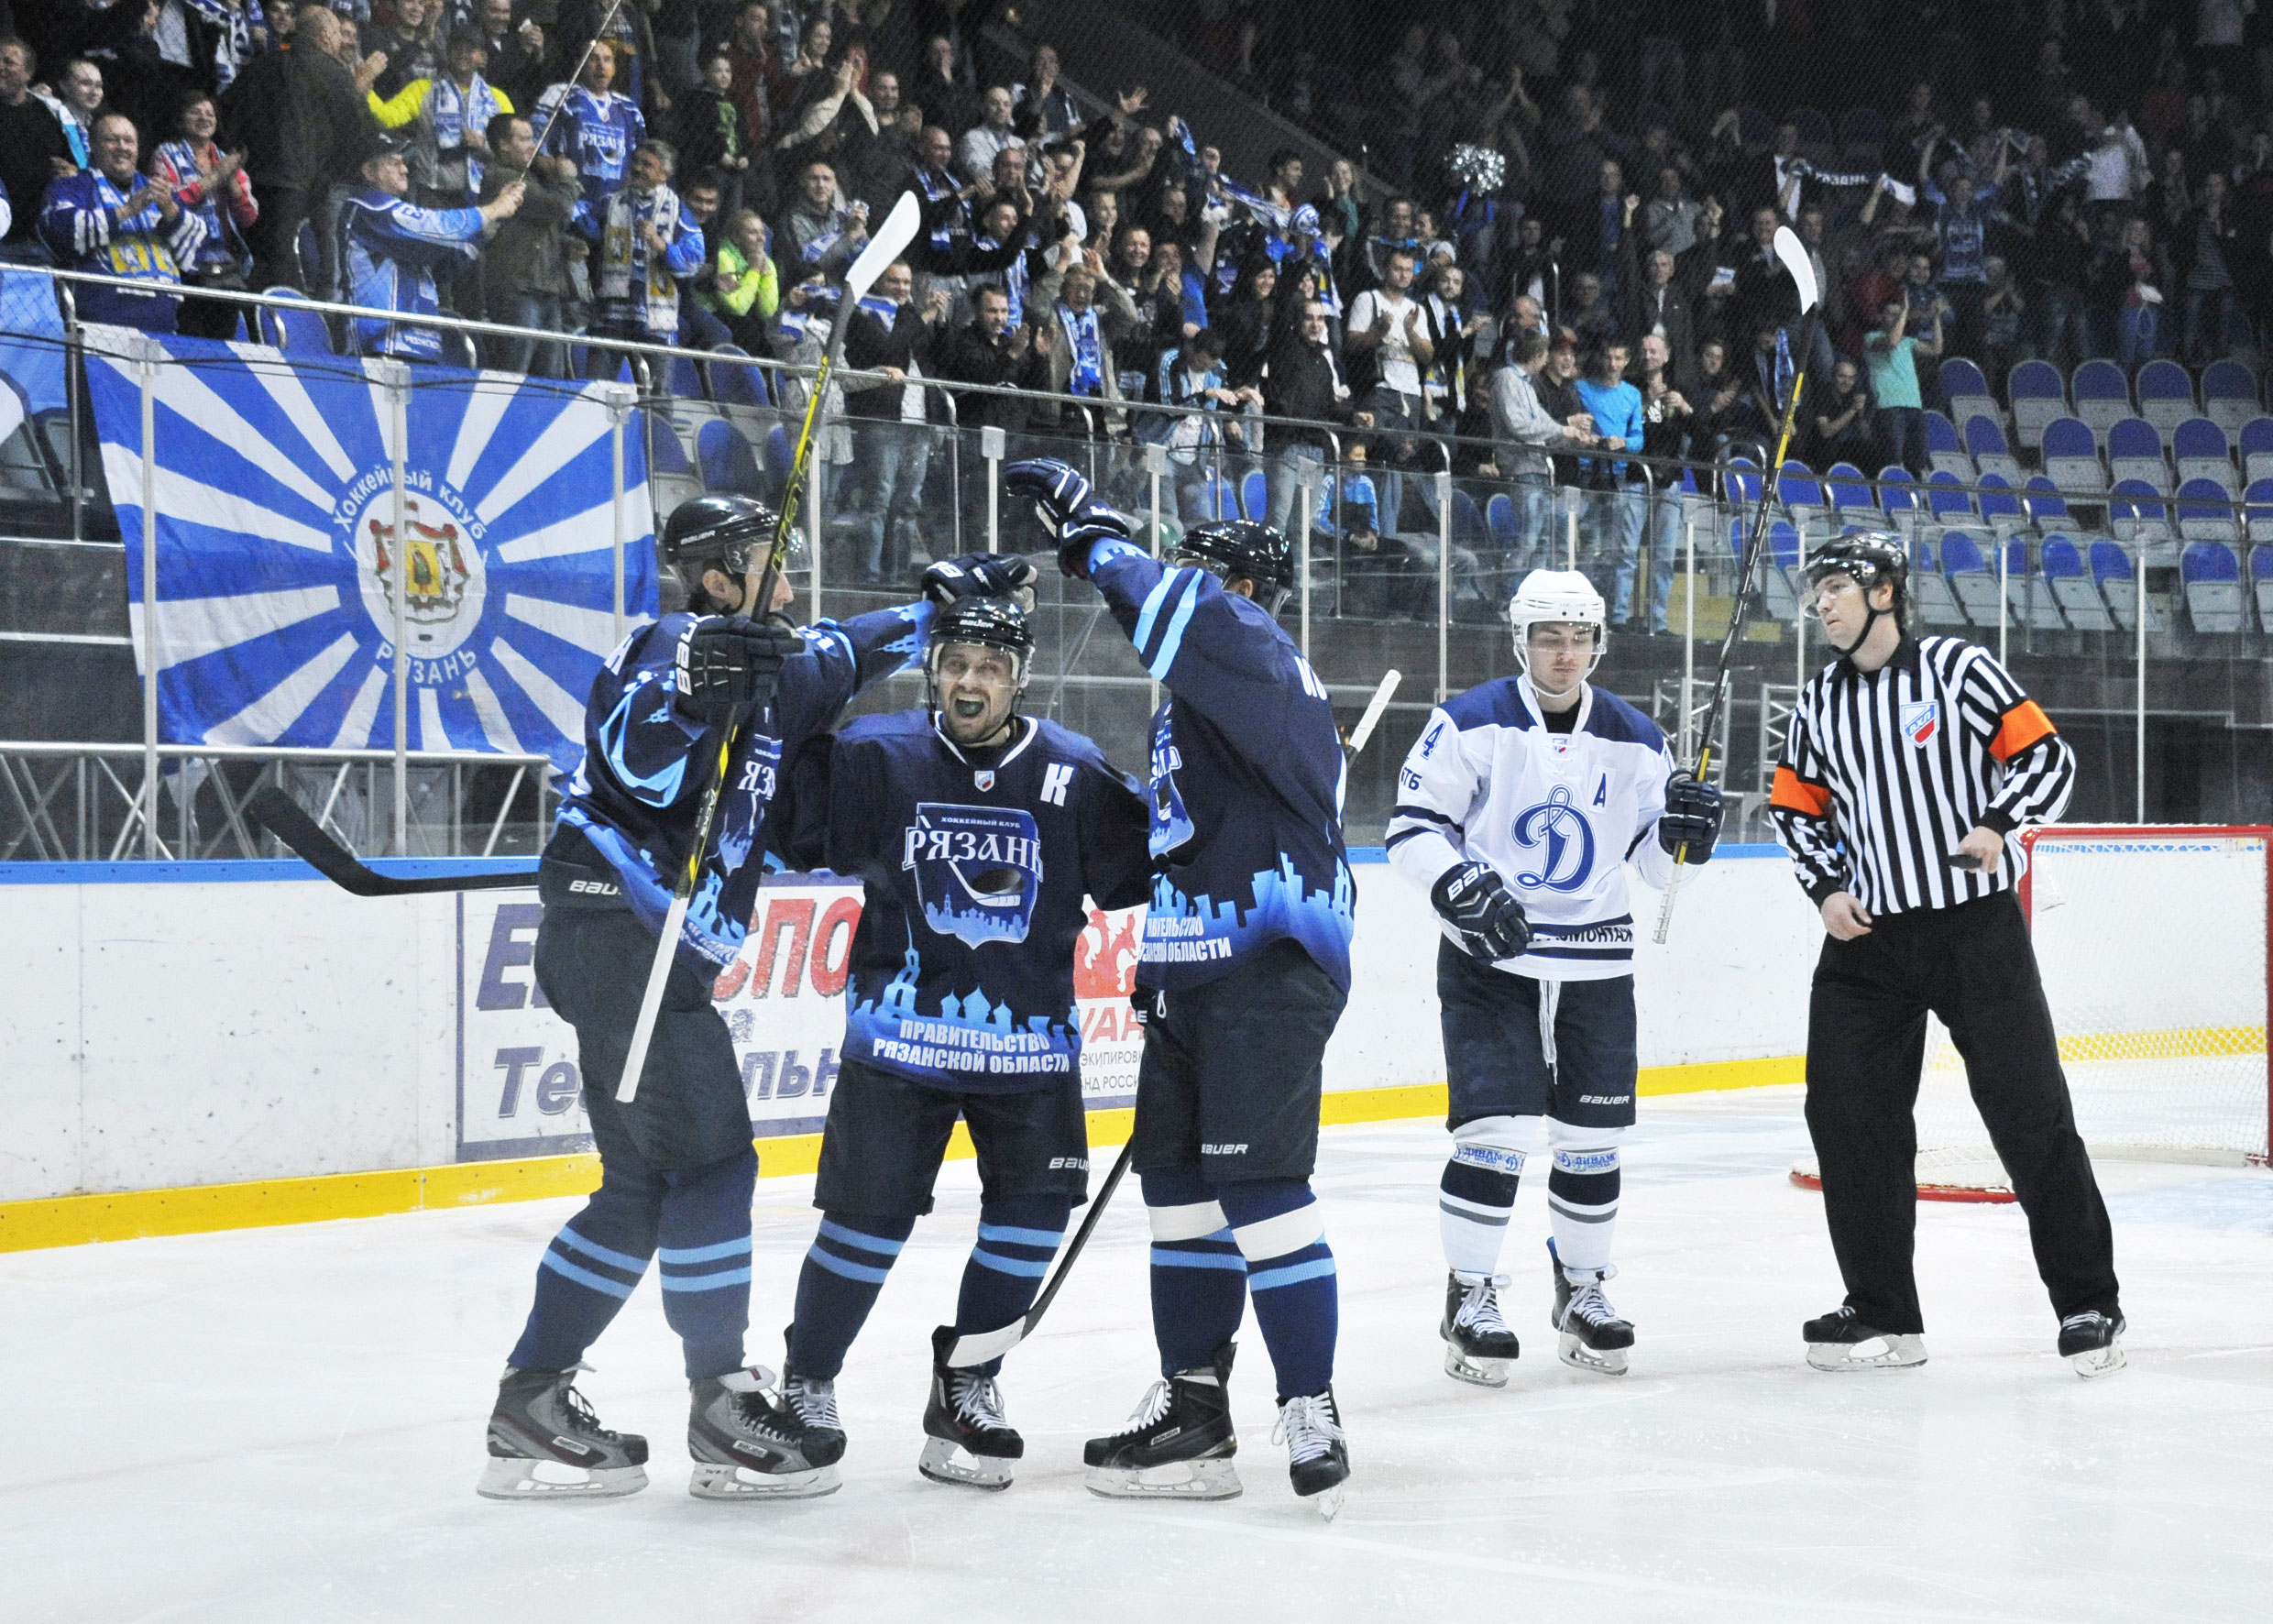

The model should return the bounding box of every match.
[903,802,1044,947]
[1901,698,1939,746]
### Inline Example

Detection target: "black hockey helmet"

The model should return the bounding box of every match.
[661,493,781,598]
[927,594,1035,688]
[1803,530,1909,644]
[1175,519,1295,613]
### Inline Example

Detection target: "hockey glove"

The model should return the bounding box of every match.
[1431,861,1530,961]
[921,552,1039,609]
[1004,457,1131,576]
[1658,772,1725,863]
[673,615,796,722]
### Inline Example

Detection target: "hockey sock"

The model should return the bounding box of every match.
[1546,1121,1622,1276]
[1439,1114,1532,1278]
[1142,1166,1246,1377]
[508,1163,664,1374]
[1217,1178,1337,1401]
[785,1211,917,1379]
[954,1193,1071,1376]
[655,1147,760,1380]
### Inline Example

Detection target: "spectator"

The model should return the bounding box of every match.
[1146,326,1255,522]
[576,137,703,373]
[671,49,751,214]
[1565,269,1616,346]
[1566,159,1634,299]
[1106,221,1177,396]
[1484,328,1595,582]
[1806,356,1875,470]
[841,258,948,584]
[909,34,978,145]
[1013,43,1079,141]
[785,158,867,280]
[1420,260,1477,432]
[938,282,1049,543]
[1535,330,1589,486]
[537,37,645,214]
[1573,337,1645,626]
[221,5,383,294]
[0,37,71,261]
[2096,214,2172,368]
[1624,247,1694,385]
[2179,170,2242,363]
[704,206,779,351]
[1863,297,1938,475]
[473,0,546,112]
[1923,159,1991,358]
[372,29,514,210]
[958,86,1022,181]
[1257,255,1360,524]
[1345,245,1433,535]
[1631,330,1693,635]
[1642,163,1702,258]
[38,111,208,333]
[1690,334,1758,452]
[473,112,576,378]
[1028,258,1135,433]
[152,89,257,341]
[49,59,107,172]
[342,141,521,360]
[1729,205,1802,352]
[1980,256,2026,388]
[368,0,444,101]
[910,124,976,256]
[721,2,774,154]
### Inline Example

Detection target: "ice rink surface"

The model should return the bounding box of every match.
[6,1085,2270,1624]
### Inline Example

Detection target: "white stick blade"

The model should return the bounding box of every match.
[1348,669,1401,754]
[1773,225,1819,314]
[845,192,923,302]
[943,1320,1027,1369]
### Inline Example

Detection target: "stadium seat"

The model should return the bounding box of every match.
[2202,359,2260,434]
[697,417,763,495]
[2007,359,2068,451]
[1939,359,2002,436]
[1906,538,1967,628]
[1778,459,1830,538]
[2071,359,2131,442]
[2135,358,2197,435]
[2246,478,2273,545]
[1924,469,1973,529]
[2041,536,2114,631]
[2241,417,2273,485]
[2175,477,2241,543]
[1876,465,1921,533]
[2092,537,2157,631]
[1962,414,2023,483]
[1486,491,1520,555]
[709,346,768,409]
[1762,520,1803,620]
[2109,479,2175,562]
[2040,416,2105,499]
[1824,461,1875,519]
[2181,541,2249,631]
[255,288,333,355]
[2004,538,2066,631]
[1240,467,1268,522]
[1723,456,1763,510]
[1200,474,1237,521]
[2105,418,2169,489]
[2021,475,2071,531]
[1925,411,1971,477]
[2253,544,2273,627]
[1449,487,1487,547]
[762,422,795,493]
[2172,416,2237,490]
[1939,529,1999,624]
[646,419,701,515]
[1975,473,2025,534]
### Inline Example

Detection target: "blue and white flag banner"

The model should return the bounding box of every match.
[82,325,656,773]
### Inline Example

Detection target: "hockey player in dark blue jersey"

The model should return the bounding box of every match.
[1005,457,1356,1515]
[479,492,1036,1504]
[771,595,1151,1490]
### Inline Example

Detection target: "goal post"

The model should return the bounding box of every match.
[1791,824,2271,1203]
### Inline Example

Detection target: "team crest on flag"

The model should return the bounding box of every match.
[1901,698,1939,746]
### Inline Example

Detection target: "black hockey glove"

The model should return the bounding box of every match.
[921,552,1039,608]
[1658,772,1724,863]
[673,615,797,723]
[1431,861,1530,961]
[1004,456,1131,577]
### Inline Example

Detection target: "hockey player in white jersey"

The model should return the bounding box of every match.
[1386,570,1723,1381]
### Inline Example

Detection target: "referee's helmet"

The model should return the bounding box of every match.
[1802,532,1909,620]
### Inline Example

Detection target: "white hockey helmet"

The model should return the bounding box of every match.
[1507,568,1607,683]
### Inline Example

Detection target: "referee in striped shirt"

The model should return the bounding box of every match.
[1770,534,2126,1378]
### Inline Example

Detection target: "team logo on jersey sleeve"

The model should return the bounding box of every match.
[1900,699,1939,746]
[902,803,1043,947]
[1510,784,1597,892]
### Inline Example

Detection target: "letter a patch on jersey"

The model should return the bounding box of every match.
[1901,699,1939,747]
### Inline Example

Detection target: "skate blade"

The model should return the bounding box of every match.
[917,1437,1016,1491]
[2068,1342,2126,1379]
[1083,1456,1243,1501]
[1806,1334,1927,1372]
[477,1456,648,1500]
[1442,1344,1511,1388]
[687,1460,841,1500]
[1556,1333,1631,1377]
[1307,1480,1346,1521]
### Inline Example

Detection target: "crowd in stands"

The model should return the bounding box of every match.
[5,1,2273,617]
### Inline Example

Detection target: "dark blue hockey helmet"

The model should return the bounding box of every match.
[1174,519,1295,615]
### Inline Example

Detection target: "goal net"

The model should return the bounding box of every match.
[1793,825,2270,1202]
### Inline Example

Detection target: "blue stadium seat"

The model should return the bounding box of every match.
[709,346,768,408]
[1486,491,1520,554]
[2108,479,2173,555]
[1925,469,1973,526]
[646,419,701,513]
[2246,477,2273,545]
[763,423,795,493]
[1762,520,1803,619]
[649,423,693,475]
[1201,474,1237,521]
[1778,459,1828,536]
[2041,535,2113,631]
[2175,477,2240,543]
[2092,536,2154,631]
[1824,461,1875,517]
[2243,416,2273,486]
[1975,473,2025,533]
[664,354,707,401]
[2040,416,2104,498]
[1876,465,1920,528]
[1939,529,1999,624]
[2105,417,2169,489]
[2022,475,2071,530]
[255,287,333,355]
[1925,411,1971,477]
[1724,455,1763,508]
[2202,359,2260,434]
[1906,536,1966,627]
[2253,543,2273,627]
[1240,467,1268,522]
[2071,359,2132,442]
[1939,358,2000,434]
[1962,414,2022,482]
[697,417,762,494]
[2136,358,2197,435]
[2007,359,2067,451]
[2172,416,2236,490]
[2004,538,2065,630]
[2182,540,2248,631]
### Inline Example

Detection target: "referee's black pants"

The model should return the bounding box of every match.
[1805,891,2122,1335]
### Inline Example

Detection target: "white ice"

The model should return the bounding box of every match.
[6,1086,2271,1624]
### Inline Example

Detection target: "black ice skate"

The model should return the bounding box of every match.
[686,1366,845,1499]
[2058,1311,2126,1378]
[919,1324,1025,1490]
[1803,1304,1927,1372]
[1549,1239,1635,1376]
[477,1364,650,1500]
[1272,1388,1349,1521]
[1440,1271,1521,1387]
[1082,1340,1241,1501]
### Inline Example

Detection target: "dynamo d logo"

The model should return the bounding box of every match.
[1510,784,1596,892]
[903,802,1044,948]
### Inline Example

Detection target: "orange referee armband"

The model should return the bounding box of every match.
[1770,765,1831,817]
[1990,700,2055,763]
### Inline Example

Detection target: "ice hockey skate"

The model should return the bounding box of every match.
[1549,1239,1635,1375]
[918,1326,1025,1489]
[1804,1305,1928,1371]
[2058,1311,2127,1378]
[780,1361,848,1458]
[686,1366,845,1499]
[1273,1388,1349,1520]
[1083,1341,1242,1500]
[477,1365,650,1500]
[1440,1271,1521,1387]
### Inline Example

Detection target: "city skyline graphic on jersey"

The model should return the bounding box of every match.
[82,325,655,771]
[1143,853,1356,972]
[904,801,1044,949]
[842,939,1080,1084]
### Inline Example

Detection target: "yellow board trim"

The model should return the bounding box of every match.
[0,1053,1804,1254]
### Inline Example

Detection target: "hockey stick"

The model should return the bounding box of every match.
[941,675,1405,1368]
[1652,225,1820,946]
[247,786,538,894]
[616,192,923,1106]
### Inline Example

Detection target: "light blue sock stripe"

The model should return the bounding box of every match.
[806,1245,892,1284]
[1147,574,1203,679]
[657,1236,752,1265]
[976,1223,1066,1248]
[818,1218,906,1256]
[553,1226,652,1276]
[658,1267,752,1293]
[1246,1256,1338,1292]
[1149,1246,1248,1271]
[970,1246,1051,1278]
[540,1249,638,1300]
[1131,567,1183,649]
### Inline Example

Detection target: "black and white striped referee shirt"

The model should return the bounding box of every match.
[1770,634,2075,915]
